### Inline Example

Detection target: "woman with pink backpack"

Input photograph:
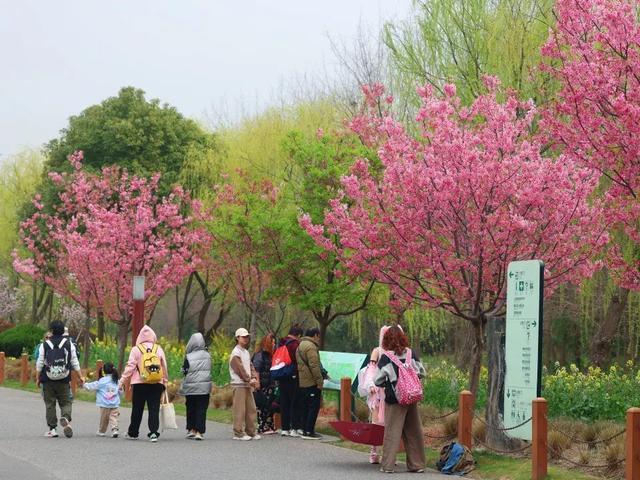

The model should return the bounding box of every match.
[374,325,426,473]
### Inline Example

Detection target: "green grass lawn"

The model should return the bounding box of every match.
[1,381,605,480]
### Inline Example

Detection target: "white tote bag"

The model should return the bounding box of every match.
[160,390,178,431]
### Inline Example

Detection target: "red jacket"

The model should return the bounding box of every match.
[279,336,300,366]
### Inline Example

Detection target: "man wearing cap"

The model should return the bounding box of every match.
[229,328,260,441]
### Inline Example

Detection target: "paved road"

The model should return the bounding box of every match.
[0,387,446,479]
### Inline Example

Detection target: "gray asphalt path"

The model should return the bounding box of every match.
[0,387,446,479]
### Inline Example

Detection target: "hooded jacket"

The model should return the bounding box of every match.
[119,326,168,387]
[179,333,212,396]
[296,336,323,389]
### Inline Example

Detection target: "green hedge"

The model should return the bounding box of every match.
[0,324,45,358]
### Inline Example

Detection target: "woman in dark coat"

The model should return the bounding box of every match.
[252,333,277,434]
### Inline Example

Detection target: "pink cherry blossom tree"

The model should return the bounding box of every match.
[302,80,607,396]
[541,0,640,292]
[14,152,209,368]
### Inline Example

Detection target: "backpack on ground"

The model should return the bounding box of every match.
[137,343,163,384]
[436,441,475,475]
[44,338,71,381]
[270,339,295,380]
[385,349,423,405]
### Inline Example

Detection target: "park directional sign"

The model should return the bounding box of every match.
[319,351,367,390]
[503,259,544,441]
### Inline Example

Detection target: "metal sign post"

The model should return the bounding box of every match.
[503,260,544,441]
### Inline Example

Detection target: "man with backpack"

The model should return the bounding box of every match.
[118,325,168,442]
[35,320,84,438]
[272,324,303,437]
[296,327,324,440]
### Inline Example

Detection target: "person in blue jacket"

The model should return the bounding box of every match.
[83,362,122,438]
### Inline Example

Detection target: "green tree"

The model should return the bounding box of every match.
[0,149,44,274]
[45,86,218,194]
[263,131,380,346]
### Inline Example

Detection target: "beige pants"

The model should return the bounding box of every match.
[381,402,425,472]
[98,407,119,433]
[232,387,257,437]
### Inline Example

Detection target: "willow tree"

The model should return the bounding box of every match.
[384,0,554,105]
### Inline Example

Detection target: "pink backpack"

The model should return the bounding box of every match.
[386,349,423,405]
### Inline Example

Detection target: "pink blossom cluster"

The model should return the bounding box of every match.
[13,152,210,324]
[302,79,608,318]
[542,0,640,290]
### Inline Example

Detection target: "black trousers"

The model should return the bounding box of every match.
[185,394,210,434]
[128,383,164,438]
[300,386,322,435]
[278,377,302,430]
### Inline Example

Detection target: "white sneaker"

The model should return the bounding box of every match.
[44,429,58,438]
[289,429,301,437]
[111,430,119,438]
[280,429,291,437]
[232,434,252,441]
[194,432,203,441]
[96,431,106,437]
[251,434,262,440]
[186,431,196,439]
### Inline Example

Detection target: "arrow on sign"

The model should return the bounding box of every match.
[506,390,511,398]
[509,271,514,278]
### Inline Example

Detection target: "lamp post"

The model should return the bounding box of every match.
[132,276,145,346]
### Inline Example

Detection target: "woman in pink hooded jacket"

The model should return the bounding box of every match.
[118,325,168,442]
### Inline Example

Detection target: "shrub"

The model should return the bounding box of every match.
[548,430,571,459]
[603,440,625,471]
[0,324,45,358]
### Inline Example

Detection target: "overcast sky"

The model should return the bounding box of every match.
[0,0,410,160]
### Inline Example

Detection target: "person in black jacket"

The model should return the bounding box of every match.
[252,333,277,434]
[35,321,85,438]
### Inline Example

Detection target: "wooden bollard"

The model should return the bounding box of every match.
[627,407,640,480]
[20,353,29,386]
[70,371,78,396]
[340,377,352,422]
[0,351,5,384]
[274,412,282,431]
[532,398,548,480]
[458,390,473,449]
[96,359,104,379]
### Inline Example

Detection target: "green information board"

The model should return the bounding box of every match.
[319,351,367,390]
[504,260,544,441]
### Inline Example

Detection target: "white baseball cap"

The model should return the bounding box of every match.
[235,328,250,337]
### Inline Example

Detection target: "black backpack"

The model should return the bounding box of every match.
[44,338,71,381]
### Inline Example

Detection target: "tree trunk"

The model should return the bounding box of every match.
[591,287,630,367]
[97,310,105,341]
[117,321,130,372]
[319,320,328,350]
[454,319,475,369]
[485,315,521,449]
[82,303,91,369]
[197,296,213,333]
[468,319,485,397]
[249,310,257,351]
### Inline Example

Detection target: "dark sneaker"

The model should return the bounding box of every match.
[149,433,158,443]
[301,432,322,440]
[59,418,73,438]
[124,433,138,440]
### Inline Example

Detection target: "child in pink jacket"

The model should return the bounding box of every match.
[118,325,168,442]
